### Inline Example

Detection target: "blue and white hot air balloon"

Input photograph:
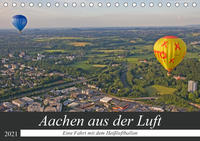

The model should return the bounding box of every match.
[12,15,27,33]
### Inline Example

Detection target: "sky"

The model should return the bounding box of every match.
[1,0,200,29]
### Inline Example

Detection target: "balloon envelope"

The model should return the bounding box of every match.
[154,36,187,72]
[12,15,27,32]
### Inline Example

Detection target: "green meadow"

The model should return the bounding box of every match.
[146,85,177,95]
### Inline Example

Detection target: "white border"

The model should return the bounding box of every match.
[21,129,200,137]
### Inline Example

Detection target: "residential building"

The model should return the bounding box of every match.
[188,81,198,93]
[43,97,59,105]
[27,102,44,112]
[0,105,5,112]
[50,103,62,112]
[69,108,85,112]
[4,108,13,112]
[37,53,45,60]
[96,108,105,112]
[112,64,119,67]
[4,64,11,68]
[19,52,25,58]
[173,75,186,80]
[1,58,7,64]
[82,89,93,95]
[3,102,15,109]
[149,107,164,112]
[80,102,94,109]
[71,92,87,100]
[87,84,98,89]
[66,55,75,61]
[139,59,148,63]
[11,64,18,70]
[63,99,73,106]
[8,54,14,58]
[44,106,57,112]
[21,97,34,105]
[67,102,79,108]
[12,99,25,107]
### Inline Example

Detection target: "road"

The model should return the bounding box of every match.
[108,94,157,102]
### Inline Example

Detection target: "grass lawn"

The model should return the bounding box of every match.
[146,85,177,95]
[127,57,139,64]
[92,49,126,53]
[87,54,108,58]
[69,42,92,47]
[186,52,200,59]
[72,61,94,71]
[44,50,67,53]
[92,64,107,68]
[34,37,97,42]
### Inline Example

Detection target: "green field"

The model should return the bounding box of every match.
[87,54,108,58]
[146,85,177,95]
[71,61,94,71]
[92,49,126,53]
[69,42,92,47]
[34,37,97,42]
[92,64,107,68]
[127,57,139,64]
[44,50,68,53]
[186,52,200,59]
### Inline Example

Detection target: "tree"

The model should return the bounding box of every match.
[188,93,195,101]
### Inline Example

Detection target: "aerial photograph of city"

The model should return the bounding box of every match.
[0,1,200,112]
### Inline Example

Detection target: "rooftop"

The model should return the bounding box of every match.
[100,97,112,103]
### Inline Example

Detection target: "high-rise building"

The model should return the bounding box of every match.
[188,81,198,93]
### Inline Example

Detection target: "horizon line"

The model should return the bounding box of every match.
[0,25,199,30]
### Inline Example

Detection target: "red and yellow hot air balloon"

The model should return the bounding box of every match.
[153,36,187,76]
